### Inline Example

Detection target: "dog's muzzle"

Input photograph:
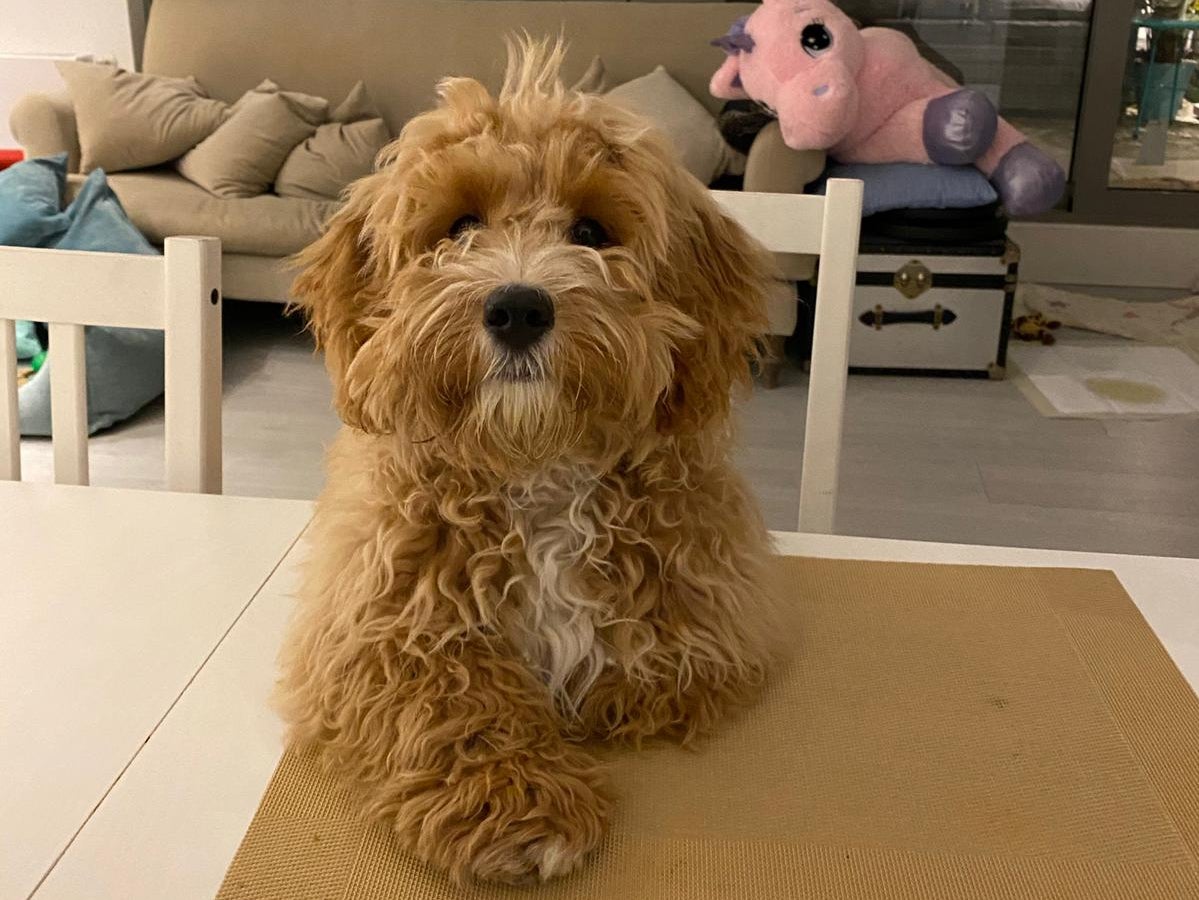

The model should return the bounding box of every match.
[484,284,554,353]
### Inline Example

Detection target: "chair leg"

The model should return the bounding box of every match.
[0,319,20,481]
[164,236,223,494]
[798,178,862,535]
[760,334,786,389]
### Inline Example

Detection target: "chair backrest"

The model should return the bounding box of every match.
[713,180,864,535]
[0,236,223,493]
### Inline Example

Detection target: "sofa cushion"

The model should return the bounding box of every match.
[275,82,390,201]
[67,170,338,257]
[56,60,228,173]
[177,80,328,198]
[607,66,743,185]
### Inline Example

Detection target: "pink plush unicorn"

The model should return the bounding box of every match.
[711,0,1065,216]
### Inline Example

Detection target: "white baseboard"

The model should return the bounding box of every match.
[1009,221,1199,291]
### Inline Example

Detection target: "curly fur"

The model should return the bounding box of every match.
[277,38,782,884]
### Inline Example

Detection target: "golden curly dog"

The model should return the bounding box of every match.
[278,39,780,885]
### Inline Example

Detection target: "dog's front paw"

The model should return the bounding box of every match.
[402,746,611,884]
[576,663,765,747]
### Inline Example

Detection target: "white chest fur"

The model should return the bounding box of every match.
[501,470,608,714]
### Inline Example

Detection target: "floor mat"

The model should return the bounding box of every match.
[1010,342,1199,418]
[1018,284,1199,357]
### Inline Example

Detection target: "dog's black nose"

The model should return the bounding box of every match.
[483,284,554,352]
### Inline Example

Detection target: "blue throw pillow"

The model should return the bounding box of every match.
[816,162,998,217]
[2,154,70,357]
[19,169,167,436]
[0,152,70,246]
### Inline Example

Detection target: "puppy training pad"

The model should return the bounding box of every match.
[218,559,1199,899]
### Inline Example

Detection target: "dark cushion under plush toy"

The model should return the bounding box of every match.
[813,162,998,217]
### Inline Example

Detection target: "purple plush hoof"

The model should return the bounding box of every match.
[991,142,1066,217]
[923,90,998,166]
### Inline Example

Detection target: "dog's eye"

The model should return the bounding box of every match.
[569,217,611,249]
[800,22,832,57]
[448,215,482,239]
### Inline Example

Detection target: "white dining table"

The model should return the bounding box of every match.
[3,481,1197,900]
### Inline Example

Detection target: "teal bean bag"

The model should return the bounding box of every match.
[0,155,166,435]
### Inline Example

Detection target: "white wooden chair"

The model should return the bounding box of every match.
[0,236,223,493]
[713,179,864,535]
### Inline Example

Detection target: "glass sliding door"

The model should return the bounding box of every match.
[1109,4,1198,192]
[1072,0,1199,225]
[840,1,1094,210]
[831,2,1198,226]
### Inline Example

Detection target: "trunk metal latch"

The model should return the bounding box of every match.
[893,260,932,299]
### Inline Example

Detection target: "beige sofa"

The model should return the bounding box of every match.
[10,0,823,340]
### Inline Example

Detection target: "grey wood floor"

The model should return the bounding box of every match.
[15,301,1199,558]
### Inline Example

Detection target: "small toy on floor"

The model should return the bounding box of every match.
[1012,311,1061,345]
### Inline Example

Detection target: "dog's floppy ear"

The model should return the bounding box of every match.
[290,178,382,427]
[657,189,772,435]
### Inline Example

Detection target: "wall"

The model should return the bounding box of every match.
[1011,221,1199,291]
[0,0,136,65]
[0,0,138,147]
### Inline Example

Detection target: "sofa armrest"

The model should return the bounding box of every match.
[743,121,825,196]
[744,121,825,284]
[9,90,80,172]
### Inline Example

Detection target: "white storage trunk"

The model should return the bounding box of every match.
[850,237,1018,379]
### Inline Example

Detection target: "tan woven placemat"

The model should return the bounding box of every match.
[218,558,1199,899]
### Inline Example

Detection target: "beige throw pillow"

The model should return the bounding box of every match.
[176,80,328,198]
[606,66,743,185]
[329,81,377,124]
[56,60,229,173]
[571,56,608,94]
[275,82,390,201]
